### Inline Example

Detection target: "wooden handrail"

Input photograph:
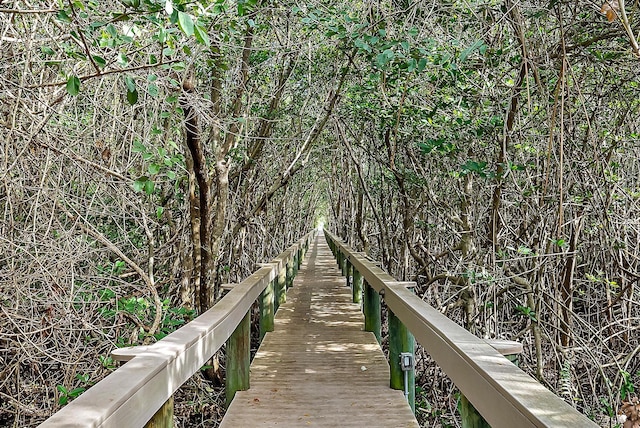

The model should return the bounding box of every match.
[39,231,316,428]
[323,230,598,428]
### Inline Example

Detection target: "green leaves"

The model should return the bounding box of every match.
[133,176,154,195]
[148,163,161,175]
[375,49,395,68]
[166,8,208,46]
[131,138,183,197]
[92,55,106,68]
[459,40,487,63]
[237,0,259,16]
[194,24,210,46]
[177,11,194,37]
[56,10,72,23]
[515,305,538,322]
[460,160,489,178]
[124,75,138,105]
[66,75,81,96]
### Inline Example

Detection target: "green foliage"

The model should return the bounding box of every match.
[57,373,93,405]
[460,160,490,178]
[98,355,117,370]
[124,75,138,105]
[154,303,197,340]
[131,138,184,196]
[514,305,537,322]
[66,75,80,96]
[620,370,636,400]
[177,11,194,37]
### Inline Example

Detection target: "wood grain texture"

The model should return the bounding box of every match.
[324,230,598,428]
[221,234,418,428]
[38,232,315,428]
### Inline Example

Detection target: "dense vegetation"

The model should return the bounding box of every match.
[1,0,639,426]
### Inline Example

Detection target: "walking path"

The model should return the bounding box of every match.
[220,233,419,427]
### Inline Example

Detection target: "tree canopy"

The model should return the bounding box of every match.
[1,0,640,426]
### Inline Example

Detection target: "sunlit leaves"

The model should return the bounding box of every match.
[148,163,161,175]
[165,0,173,15]
[177,11,194,37]
[194,24,210,46]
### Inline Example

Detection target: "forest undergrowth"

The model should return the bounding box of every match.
[2,0,640,427]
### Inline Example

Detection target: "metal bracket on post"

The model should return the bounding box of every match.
[400,352,415,402]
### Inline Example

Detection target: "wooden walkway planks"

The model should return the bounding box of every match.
[220,233,419,427]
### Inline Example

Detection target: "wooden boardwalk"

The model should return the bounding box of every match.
[220,233,419,427]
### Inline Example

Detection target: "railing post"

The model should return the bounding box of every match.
[460,340,523,428]
[389,307,415,414]
[226,310,251,408]
[340,252,347,276]
[352,268,363,305]
[111,348,175,428]
[345,259,352,289]
[276,265,286,309]
[144,396,173,428]
[364,280,381,343]
[297,247,303,270]
[259,279,275,341]
[292,246,299,277]
[286,258,294,289]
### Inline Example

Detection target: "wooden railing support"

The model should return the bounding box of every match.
[363,280,381,343]
[276,265,286,310]
[39,231,316,428]
[110,347,175,428]
[323,230,598,427]
[293,250,299,277]
[144,396,173,428]
[352,268,363,305]
[259,279,275,341]
[286,258,294,289]
[226,310,251,408]
[345,259,353,289]
[460,340,523,428]
[389,307,415,414]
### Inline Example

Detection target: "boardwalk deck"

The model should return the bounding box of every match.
[220,233,419,427]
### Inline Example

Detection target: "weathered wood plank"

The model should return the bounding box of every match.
[221,234,418,428]
[324,230,599,428]
[38,232,316,428]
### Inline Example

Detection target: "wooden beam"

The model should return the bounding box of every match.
[39,231,316,428]
[388,307,415,414]
[226,310,251,407]
[363,280,381,343]
[324,230,598,428]
[259,280,275,341]
[352,268,363,305]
